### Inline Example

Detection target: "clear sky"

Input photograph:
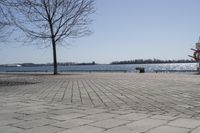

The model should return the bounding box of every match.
[1,0,200,64]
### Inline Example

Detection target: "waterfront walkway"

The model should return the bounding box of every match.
[1,73,200,133]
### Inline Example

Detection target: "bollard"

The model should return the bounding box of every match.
[136,67,145,73]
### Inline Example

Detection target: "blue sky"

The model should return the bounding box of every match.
[1,0,200,64]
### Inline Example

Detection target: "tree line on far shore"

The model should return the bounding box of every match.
[0,61,96,67]
[110,59,196,65]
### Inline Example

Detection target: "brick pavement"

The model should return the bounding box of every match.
[0,73,200,133]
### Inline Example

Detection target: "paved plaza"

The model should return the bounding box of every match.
[0,73,200,133]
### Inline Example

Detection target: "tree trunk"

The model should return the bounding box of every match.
[52,38,58,75]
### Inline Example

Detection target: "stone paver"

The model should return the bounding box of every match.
[49,113,86,121]
[116,112,150,121]
[0,126,24,133]
[11,118,57,129]
[150,114,177,121]
[146,126,190,133]
[57,125,104,133]
[102,126,136,133]
[125,118,167,133]
[191,126,200,133]
[1,73,200,133]
[51,118,94,129]
[20,125,64,133]
[168,118,200,128]
[89,118,129,129]
[81,112,118,121]
[0,119,23,127]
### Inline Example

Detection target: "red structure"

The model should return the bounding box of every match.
[189,37,200,61]
[190,49,200,61]
[189,37,200,73]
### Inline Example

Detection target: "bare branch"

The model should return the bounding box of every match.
[0,1,13,40]
[3,0,95,74]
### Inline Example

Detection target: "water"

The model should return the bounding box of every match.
[0,63,198,73]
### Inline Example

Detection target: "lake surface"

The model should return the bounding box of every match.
[0,63,198,73]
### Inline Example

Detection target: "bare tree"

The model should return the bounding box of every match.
[5,0,94,74]
[0,1,11,39]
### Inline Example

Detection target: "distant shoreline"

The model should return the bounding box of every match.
[0,61,197,67]
[110,62,196,65]
[110,59,195,65]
